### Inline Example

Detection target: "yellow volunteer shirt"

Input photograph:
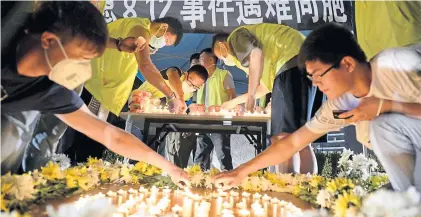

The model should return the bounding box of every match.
[227,23,305,91]
[196,68,231,106]
[85,17,151,115]
[356,1,421,59]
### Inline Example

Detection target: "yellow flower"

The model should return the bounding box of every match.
[249,170,263,177]
[326,178,355,194]
[185,165,202,175]
[333,191,361,217]
[41,162,65,180]
[134,162,148,173]
[210,168,220,176]
[65,166,98,190]
[1,193,10,212]
[1,173,14,195]
[264,172,286,187]
[65,167,81,189]
[291,185,302,196]
[369,174,389,189]
[143,168,154,176]
[87,157,100,166]
[309,176,325,188]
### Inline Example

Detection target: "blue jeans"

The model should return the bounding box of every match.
[370,113,421,192]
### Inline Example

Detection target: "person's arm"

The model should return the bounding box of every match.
[55,105,188,183]
[247,48,264,100]
[238,126,323,174]
[107,37,140,53]
[223,71,236,100]
[339,97,421,122]
[383,100,421,118]
[129,26,174,98]
[166,68,184,100]
[222,84,269,109]
[227,88,236,100]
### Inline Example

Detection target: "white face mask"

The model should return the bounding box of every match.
[149,25,167,49]
[219,46,236,66]
[182,81,196,94]
[45,39,92,90]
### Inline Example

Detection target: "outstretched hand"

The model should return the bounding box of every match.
[212,169,246,191]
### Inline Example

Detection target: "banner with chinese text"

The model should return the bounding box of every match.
[105,0,355,33]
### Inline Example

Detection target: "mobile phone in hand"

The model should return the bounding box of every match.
[332,110,352,119]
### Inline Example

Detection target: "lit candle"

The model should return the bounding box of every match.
[136,202,147,216]
[182,197,193,217]
[223,201,232,209]
[236,201,247,210]
[138,186,148,194]
[221,209,234,215]
[262,194,271,201]
[241,192,251,198]
[128,188,138,200]
[229,191,239,197]
[215,196,223,215]
[163,188,172,195]
[253,208,266,217]
[271,201,278,217]
[172,204,183,214]
[117,207,129,217]
[253,193,262,199]
[279,207,285,217]
[238,209,250,217]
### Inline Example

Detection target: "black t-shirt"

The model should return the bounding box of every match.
[1,8,84,115]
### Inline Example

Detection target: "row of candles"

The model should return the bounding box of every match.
[74,186,301,217]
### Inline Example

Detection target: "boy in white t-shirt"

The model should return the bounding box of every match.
[213,23,421,192]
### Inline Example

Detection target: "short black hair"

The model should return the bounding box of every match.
[298,23,366,70]
[190,53,200,63]
[211,33,229,53]
[28,1,108,54]
[188,65,208,81]
[154,17,183,46]
[200,48,218,64]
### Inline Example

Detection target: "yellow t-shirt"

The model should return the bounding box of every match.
[356,1,421,59]
[85,18,151,115]
[227,23,305,91]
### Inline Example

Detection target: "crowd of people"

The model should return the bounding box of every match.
[1,1,420,193]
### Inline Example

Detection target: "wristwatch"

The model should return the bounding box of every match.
[166,92,177,102]
[116,37,123,52]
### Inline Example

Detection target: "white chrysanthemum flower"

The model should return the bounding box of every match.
[47,197,116,217]
[339,149,354,167]
[190,173,204,187]
[353,186,367,197]
[316,190,333,208]
[31,169,47,186]
[259,177,271,191]
[8,174,36,201]
[337,171,347,178]
[52,154,71,170]
[204,175,213,189]
[366,158,378,171]
[361,186,421,217]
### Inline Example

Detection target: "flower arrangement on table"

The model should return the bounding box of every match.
[1,150,420,217]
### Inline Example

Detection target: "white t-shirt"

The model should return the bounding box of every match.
[306,44,421,148]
